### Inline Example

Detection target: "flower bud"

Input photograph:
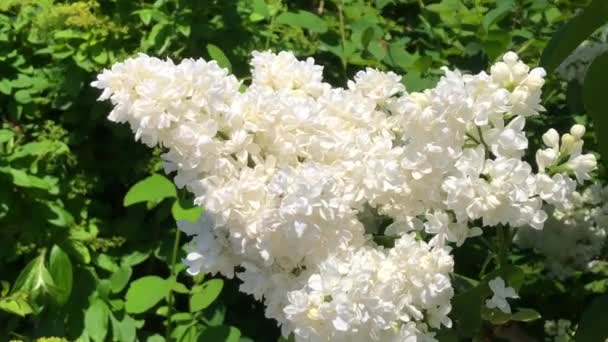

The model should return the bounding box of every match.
[542,129,559,149]
[560,133,575,154]
[570,124,586,140]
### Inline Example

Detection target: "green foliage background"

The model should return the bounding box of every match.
[1,0,607,341]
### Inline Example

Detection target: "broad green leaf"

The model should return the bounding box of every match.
[65,239,91,264]
[376,0,393,9]
[172,323,200,342]
[46,202,75,227]
[121,250,151,267]
[190,279,224,312]
[54,29,85,40]
[0,167,58,193]
[49,245,73,305]
[207,44,232,72]
[171,199,203,223]
[482,0,515,31]
[275,11,328,34]
[541,0,608,72]
[575,294,608,342]
[197,325,241,342]
[510,308,541,322]
[172,281,189,294]
[109,266,132,294]
[481,306,511,325]
[14,89,32,104]
[85,299,110,342]
[0,292,33,317]
[0,79,11,94]
[0,129,14,143]
[111,313,137,342]
[583,51,608,163]
[250,0,270,21]
[125,276,169,313]
[123,174,176,207]
[451,286,483,337]
[147,335,165,342]
[12,254,60,304]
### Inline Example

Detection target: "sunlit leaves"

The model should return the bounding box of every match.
[125,276,170,314]
[124,174,176,207]
[85,299,110,342]
[48,245,73,305]
[189,279,224,312]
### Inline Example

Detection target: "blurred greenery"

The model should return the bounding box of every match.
[1,0,607,341]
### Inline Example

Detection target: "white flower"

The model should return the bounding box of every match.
[566,153,597,183]
[485,277,519,314]
[347,68,405,103]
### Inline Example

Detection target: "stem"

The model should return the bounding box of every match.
[265,15,276,50]
[476,126,490,155]
[479,253,495,278]
[496,225,511,269]
[165,225,182,340]
[337,0,348,74]
[516,40,534,55]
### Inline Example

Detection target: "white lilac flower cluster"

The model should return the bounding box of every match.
[93,51,596,341]
[544,319,575,342]
[557,25,608,83]
[515,183,608,279]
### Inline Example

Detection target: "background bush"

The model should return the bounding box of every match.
[0,0,606,341]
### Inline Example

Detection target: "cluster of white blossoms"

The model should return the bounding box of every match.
[93,50,597,341]
[515,183,608,278]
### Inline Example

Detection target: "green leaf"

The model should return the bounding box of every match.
[451,286,483,337]
[481,306,511,325]
[172,281,189,294]
[147,335,165,342]
[12,254,60,304]
[125,276,169,313]
[123,174,176,207]
[173,324,200,342]
[171,199,203,223]
[190,279,224,312]
[250,0,270,21]
[109,266,132,294]
[46,202,75,227]
[197,325,241,342]
[482,0,515,31]
[0,129,14,144]
[14,89,32,104]
[65,239,91,264]
[510,308,541,322]
[541,0,608,72]
[121,250,151,267]
[0,167,58,193]
[376,0,393,9]
[583,51,608,163]
[48,245,73,305]
[0,79,11,94]
[207,44,232,72]
[0,292,33,317]
[111,313,137,342]
[575,294,608,342]
[85,299,110,342]
[275,11,328,34]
